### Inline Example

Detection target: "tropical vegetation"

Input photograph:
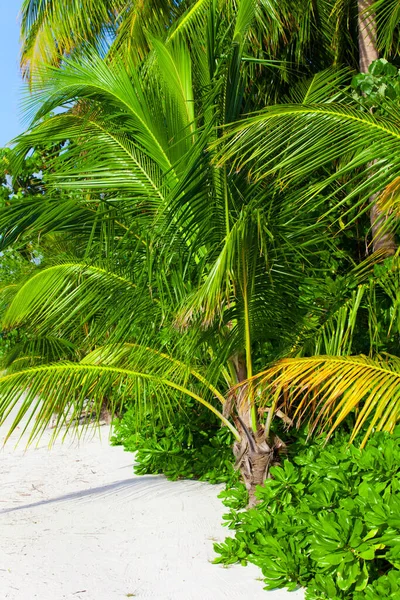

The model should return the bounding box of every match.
[1,0,400,595]
[215,427,400,598]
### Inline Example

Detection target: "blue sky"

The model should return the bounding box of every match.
[0,4,24,146]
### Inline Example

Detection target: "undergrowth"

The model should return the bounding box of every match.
[214,428,400,599]
[112,404,400,598]
[111,399,236,484]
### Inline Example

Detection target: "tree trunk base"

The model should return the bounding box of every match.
[233,424,284,508]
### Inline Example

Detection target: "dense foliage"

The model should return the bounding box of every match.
[2,0,400,597]
[3,2,400,456]
[214,429,400,598]
[352,58,400,112]
[0,0,371,493]
[111,400,236,484]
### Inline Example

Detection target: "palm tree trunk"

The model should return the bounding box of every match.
[358,0,396,255]
[358,0,378,72]
[232,417,278,507]
[369,192,397,254]
[230,354,281,507]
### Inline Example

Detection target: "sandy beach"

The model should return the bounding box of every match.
[0,421,304,600]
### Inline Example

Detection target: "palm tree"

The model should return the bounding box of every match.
[8,0,400,504]
[1,0,341,504]
[211,39,400,448]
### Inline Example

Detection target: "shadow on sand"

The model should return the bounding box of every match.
[0,475,207,514]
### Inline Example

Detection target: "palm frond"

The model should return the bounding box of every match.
[2,262,156,346]
[167,0,211,43]
[2,336,77,370]
[82,342,226,404]
[373,0,400,56]
[151,37,196,135]
[216,102,400,224]
[20,0,181,81]
[284,67,351,104]
[304,286,366,356]
[0,360,240,446]
[255,354,400,446]
[21,0,114,80]
[108,0,178,63]
[0,195,136,251]
[19,52,176,174]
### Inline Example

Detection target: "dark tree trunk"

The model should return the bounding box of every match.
[358,0,396,255]
[99,400,113,424]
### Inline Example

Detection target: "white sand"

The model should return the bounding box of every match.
[0,420,304,600]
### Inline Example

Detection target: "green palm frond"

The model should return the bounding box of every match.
[108,0,178,62]
[0,359,240,446]
[22,117,167,203]
[233,0,257,42]
[21,0,113,80]
[20,0,181,81]
[82,342,227,404]
[2,336,77,370]
[167,0,211,43]
[219,103,400,181]
[2,262,156,346]
[0,195,136,251]
[373,0,400,56]
[216,102,400,222]
[293,253,400,357]
[284,67,351,104]
[299,286,366,357]
[19,53,176,174]
[255,354,400,446]
[150,37,196,135]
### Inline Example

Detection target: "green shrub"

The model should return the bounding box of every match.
[111,399,236,484]
[214,428,400,599]
[352,59,400,114]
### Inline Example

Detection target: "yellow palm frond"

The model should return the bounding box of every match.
[254,354,400,446]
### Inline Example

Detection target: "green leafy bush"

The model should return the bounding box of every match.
[111,399,236,484]
[214,428,400,599]
[354,570,400,599]
[352,58,400,113]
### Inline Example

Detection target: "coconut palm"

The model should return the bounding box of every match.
[9,0,400,504]
[0,0,350,504]
[211,31,400,449]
